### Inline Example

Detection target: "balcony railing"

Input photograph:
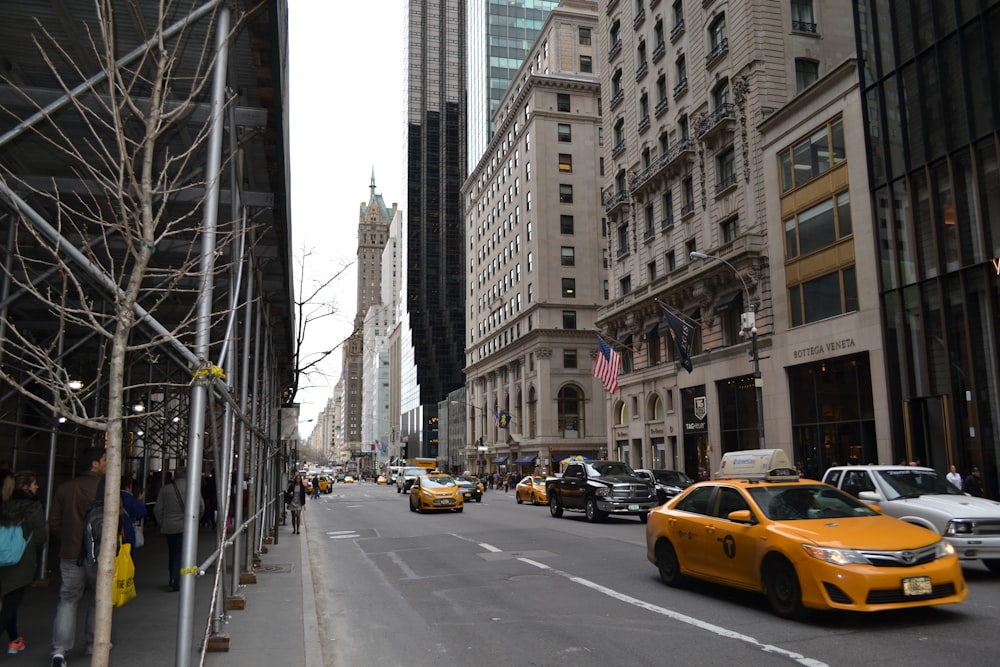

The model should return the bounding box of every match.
[609,89,624,109]
[792,20,817,33]
[715,173,737,194]
[611,139,626,157]
[680,201,695,217]
[633,9,646,30]
[652,41,665,62]
[635,61,648,80]
[604,190,629,212]
[606,0,619,14]
[638,115,650,132]
[608,39,622,61]
[696,102,735,138]
[673,77,688,98]
[670,18,685,41]
[654,97,668,117]
[629,138,694,192]
[705,37,729,67]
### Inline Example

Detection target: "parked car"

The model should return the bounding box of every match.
[409,474,464,513]
[822,464,1000,573]
[634,469,694,504]
[515,476,547,505]
[648,449,967,618]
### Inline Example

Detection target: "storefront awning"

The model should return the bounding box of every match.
[492,455,508,464]
[514,454,537,465]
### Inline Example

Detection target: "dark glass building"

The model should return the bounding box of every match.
[403,0,468,457]
[855,0,1000,496]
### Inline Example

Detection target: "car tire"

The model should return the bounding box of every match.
[585,496,605,523]
[549,493,563,518]
[475,497,481,503]
[455,507,463,513]
[639,512,649,523]
[656,540,686,587]
[409,498,416,512]
[765,558,806,620]
[516,494,523,504]
[983,559,1000,574]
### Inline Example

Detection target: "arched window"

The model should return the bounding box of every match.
[615,399,628,425]
[558,385,585,438]
[528,386,537,438]
[648,393,664,421]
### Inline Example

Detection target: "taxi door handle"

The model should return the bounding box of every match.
[704,525,717,536]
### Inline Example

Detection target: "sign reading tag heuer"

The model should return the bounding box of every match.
[694,396,707,420]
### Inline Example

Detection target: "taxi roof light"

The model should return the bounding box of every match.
[717,449,800,482]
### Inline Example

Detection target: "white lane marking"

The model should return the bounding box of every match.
[468,541,826,667]
[328,530,360,540]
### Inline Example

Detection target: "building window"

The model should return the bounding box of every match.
[526,191,532,210]
[612,69,623,98]
[682,176,695,214]
[620,274,632,295]
[636,41,648,77]
[656,74,668,106]
[662,190,674,227]
[617,222,630,256]
[713,78,730,109]
[557,385,585,439]
[613,117,626,150]
[779,117,845,192]
[709,14,727,54]
[580,55,593,73]
[559,184,574,203]
[563,310,578,330]
[562,277,576,298]
[558,123,572,142]
[560,214,574,234]
[527,251,533,271]
[720,216,737,244]
[564,349,578,368]
[644,204,655,238]
[795,59,819,91]
[610,20,621,51]
[559,153,573,172]
[673,0,684,27]
[791,0,817,33]
[716,147,736,191]
[561,246,576,266]
[557,93,571,112]
[784,192,852,258]
[525,161,531,181]
[525,131,531,151]
[788,266,858,326]
[666,250,676,271]
[579,27,591,45]
[647,260,657,282]
[639,92,649,128]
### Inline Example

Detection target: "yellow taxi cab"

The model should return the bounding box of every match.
[343,475,354,484]
[409,473,464,513]
[376,475,387,485]
[646,449,967,619]
[515,475,548,505]
[316,475,332,494]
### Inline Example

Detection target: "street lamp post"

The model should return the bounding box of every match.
[690,251,765,448]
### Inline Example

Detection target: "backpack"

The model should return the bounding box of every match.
[78,500,122,566]
[0,523,31,567]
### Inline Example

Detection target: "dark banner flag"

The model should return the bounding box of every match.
[662,305,695,373]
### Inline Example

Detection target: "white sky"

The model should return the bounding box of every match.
[287,1,406,427]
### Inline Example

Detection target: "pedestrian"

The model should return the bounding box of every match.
[946,464,962,490]
[962,467,985,498]
[0,470,48,655]
[311,474,320,499]
[49,446,106,666]
[119,476,147,548]
[287,474,307,534]
[154,466,203,592]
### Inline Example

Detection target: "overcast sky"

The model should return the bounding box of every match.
[287,1,406,429]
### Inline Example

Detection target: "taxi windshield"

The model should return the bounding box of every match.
[422,476,456,488]
[748,485,878,521]
[530,477,546,485]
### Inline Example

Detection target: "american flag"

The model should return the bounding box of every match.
[593,336,621,394]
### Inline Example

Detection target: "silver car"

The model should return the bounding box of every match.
[823,465,1000,573]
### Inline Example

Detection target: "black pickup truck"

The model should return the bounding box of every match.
[546,460,657,523]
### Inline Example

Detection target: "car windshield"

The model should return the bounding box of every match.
[422,476,456,488]
[454,476,473,483]
[653,470,693,485]
[873,469,959,498]
[587,462,636,477]
[530,477,546,485]
[748,485,878,521]
[403,468,423,476]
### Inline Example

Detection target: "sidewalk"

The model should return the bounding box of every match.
[12,515,319,665]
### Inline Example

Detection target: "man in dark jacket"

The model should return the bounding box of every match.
[963,467,985,498]
[49,446,106,666]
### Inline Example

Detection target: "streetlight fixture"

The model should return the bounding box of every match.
[689,251,765,448]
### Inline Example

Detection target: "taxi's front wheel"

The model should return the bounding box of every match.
[764,559,805,619]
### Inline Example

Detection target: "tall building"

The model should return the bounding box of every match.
[341,175,394,460]
[596,0,871,476]
[462,0,605,476]
[466,0,561,174]
[402,0,468,458]
[852,1,1000,496]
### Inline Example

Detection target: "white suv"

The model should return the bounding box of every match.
[823,465,1000,573]
[396,467,424,494]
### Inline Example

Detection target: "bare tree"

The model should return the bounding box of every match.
[0,3,248,664]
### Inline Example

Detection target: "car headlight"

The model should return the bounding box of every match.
[801,544,871,566]
[595,486,611,497]
[945,520,974,536]
[935,540,956,558]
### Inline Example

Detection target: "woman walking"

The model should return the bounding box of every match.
[287,473,307,534]
[0,471,48,654]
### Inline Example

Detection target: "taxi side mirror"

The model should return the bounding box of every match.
[727,509,755,524]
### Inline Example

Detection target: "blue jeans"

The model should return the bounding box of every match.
[166,532,183,587]
[51,559,98,656]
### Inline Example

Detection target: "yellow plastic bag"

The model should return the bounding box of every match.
[112,538,136,608]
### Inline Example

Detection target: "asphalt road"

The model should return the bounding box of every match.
[303,482,1000,667]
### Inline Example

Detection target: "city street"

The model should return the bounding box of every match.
[302,482,999,667]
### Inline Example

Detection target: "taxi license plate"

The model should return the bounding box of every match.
[902,576,932,596]
[628,504,639,511]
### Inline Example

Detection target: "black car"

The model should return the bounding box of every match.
[454,475,483,503]
[634,469,694,505]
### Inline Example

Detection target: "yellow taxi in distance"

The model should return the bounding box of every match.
[646,449,967,619]
[343,475,355,484]
[409,474,464,513]
[515,476,548,505]
[376,475,387,485]
[316,475,332,494]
